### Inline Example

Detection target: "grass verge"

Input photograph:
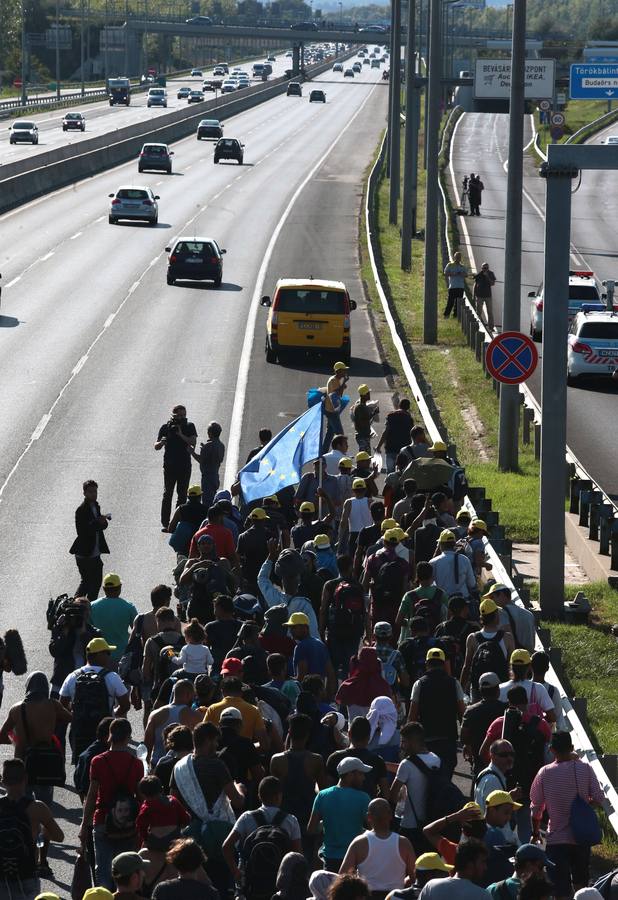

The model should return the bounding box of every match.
[535,99,618,154]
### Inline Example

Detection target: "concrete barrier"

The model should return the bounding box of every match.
[0,54,352,214]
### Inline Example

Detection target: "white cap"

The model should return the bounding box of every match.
[337,756,373,776]
[220,706,243,722]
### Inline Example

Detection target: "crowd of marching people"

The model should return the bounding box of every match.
[0,361,611,900]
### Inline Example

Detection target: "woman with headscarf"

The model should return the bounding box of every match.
[336,647,394,720]
[272,852,310,900]
[366,696,400,762]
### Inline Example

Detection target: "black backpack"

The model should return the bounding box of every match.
[372,559,406,606]
[470,631,509,694]
[241,809,291,900]
[0,796,36,883]
[502,707,547,794]
[71,668,110,759]
[151,633,186,698]
[329,581,366,636]
[408,756,465,838]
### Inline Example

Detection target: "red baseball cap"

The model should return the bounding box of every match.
[221,657,243,676]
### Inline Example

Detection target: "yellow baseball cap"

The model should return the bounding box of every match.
[283,612,310,627]
[248,507,269,521]
[438,529,456,543]
[358,384,370,396]
[300,502,315,513]
[426,647,445,662]
[35,894,63,900]
[383,528,401,545]
[471,518,487,532]
[264,494,280,506]
[187,485,202,497]
[483,583,510,598]
[480,597,499,615]
[392,527,407,541]
[333,361,349,372]
[486,789,522,810]
[103,572,121,588]
[462,801,482,815]
[82,890,115,900]
[415,853,454,873]
[86,637,116,654]
[314,534,331,548]
[510,649,532,666]
[456,508,471,521]
[381,518,398,533]
[355,451,371,462]
[352,478,367,490]
[339,457,353,469]
[430,441,447,452]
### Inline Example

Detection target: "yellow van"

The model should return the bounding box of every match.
[260,278,357,363]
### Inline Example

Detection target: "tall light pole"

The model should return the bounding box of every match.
[55,0,61,99]
[388,0,401,224]
[498,0,527,471]
[422,0,441,344]
[401,0,418,269]
[21,0,27,106]
[104,0,110,82]
[80,0,85,95]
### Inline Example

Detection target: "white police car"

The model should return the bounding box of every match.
[567,310,618,385]
[528,270,603,341]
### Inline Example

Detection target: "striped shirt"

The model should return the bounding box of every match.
[530,759,604,844]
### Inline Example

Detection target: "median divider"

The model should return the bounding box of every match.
[0,54,351,214]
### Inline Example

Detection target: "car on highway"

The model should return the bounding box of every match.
[287,82,303,96]
[528,270,604,341]
[165,237,226,286]
[567,311,618,384]
[262,63,273,76]
[291,21,318,30]
[353,62,362,72]
[221,81,237,93]
[62,112,86,131]
[344,68,355,77]
[261,278,357,363]
[363,58,371,65]
[267,54,276,62]
[188,89,204,103]
[309,89,326,103]
[371,59,381,68]
[214,137,244,164]
[190,68,203,77]
[197,118,223,140]
[213,66,227,76]
[186,14,212,24]
[602,135,618,144]
[202,81,216,92]
[8,120,38,144]
[333,63,343,72]
[147,87,167,108]
[108,186,159,225]
[177,86,191,99]
[138,143,174,174]
[253,63,266,77]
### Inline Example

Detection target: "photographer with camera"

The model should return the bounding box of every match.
[69,479,111,602]
[48,596,101,699]
[155,405,198,531]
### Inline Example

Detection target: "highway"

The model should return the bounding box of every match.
[450,112,618,499]
[0,58,388,896]
[0,54,294,166]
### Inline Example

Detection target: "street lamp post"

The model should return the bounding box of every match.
[80,0,85,95]
[422,0,441,343]
[388,0,401,224]
[55,0,61,100]
[401,0,418,270]
[21,0,27,106]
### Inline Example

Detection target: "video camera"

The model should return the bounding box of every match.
[46,593,86,631]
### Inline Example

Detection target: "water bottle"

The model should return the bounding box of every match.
[136,743,148,769]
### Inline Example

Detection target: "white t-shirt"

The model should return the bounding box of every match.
[498,678,553,713]
[59,664,128,711]
[323,449,346,476]
[172,643,214,674]
[395,751,441,828]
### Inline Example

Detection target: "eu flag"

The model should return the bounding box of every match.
[239,402,323,502]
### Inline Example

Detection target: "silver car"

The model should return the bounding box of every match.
[108,185,159,225]
[9,120,38,144]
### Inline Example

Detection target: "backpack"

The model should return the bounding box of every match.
[0,797,36,883]
[118,614,145,686]
[381,649,399,686]
[241,809,291,900]
[470,631,509,695]
[502,707,547,794]
[71,668,111,759]
[412,587,446,634]
[408,756,465,838]
[592,867,618,899]
[103,755,139,842]
[399,636,439,684]
[329,581,366,636]
[150,633,186,697]
[372,559,406,606]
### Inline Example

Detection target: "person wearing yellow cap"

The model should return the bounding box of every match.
[165,484,210,554]
[483,583,536,654]
[291,498,335,554]
[423,801,487,869]
[483,790,522,882]
[323,361,349,453]
[285,611,336,694]
[89,573,138,664]
[70,478,111,602]
[340,474,373,557]
[385,851,454,899]
[496,649,556,723]
[460,596,514,701]
[429,529,477,605]
[408,645,465,779]
[351,384,379,456]
[361,522,410,639]
[81,889,114,900]
[350,450,379,501]
[59,637,130,760]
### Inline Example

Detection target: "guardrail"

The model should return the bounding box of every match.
[444,110,618,575]
[366,121,618,838]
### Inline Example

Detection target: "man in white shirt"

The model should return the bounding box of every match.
[324,435,349,476]
[498,650,556,722]
[482,584,536,653]
[389,721,441,853]
[430,531,477,599]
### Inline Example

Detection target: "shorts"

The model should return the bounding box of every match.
[545,843,590,897]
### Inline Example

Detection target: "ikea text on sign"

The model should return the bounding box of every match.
[474,59,555,99]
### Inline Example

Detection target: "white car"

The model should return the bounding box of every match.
[190,68,203,77]
[528,270,604,341]
[9,120,38,144]
[567,311,618,384]
[147,88,167,108]
[108,185,159,226]
[602,135,618,144]
[221,81,237,93]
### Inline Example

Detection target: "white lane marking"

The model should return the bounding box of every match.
[31,414,51,441]
[70,231,83,240]
[6,276,21,288]
[149,256,159,268]
[72,355,88,376]
[103,313,115,328]
[155,181,163,186]
[224,80,379,486]
[95,216,105,223]
[40,251,54,262]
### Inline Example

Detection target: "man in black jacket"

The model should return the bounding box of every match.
[69,480,110,601]
[154,404,197,530]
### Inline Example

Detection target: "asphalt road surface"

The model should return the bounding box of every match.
[0,53,294,166]
[0,61,390,897]
[450,112,618,499]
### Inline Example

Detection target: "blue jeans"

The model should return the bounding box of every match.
[323,410,343,454]
[385,452,398,474]
[93,824,136,890]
